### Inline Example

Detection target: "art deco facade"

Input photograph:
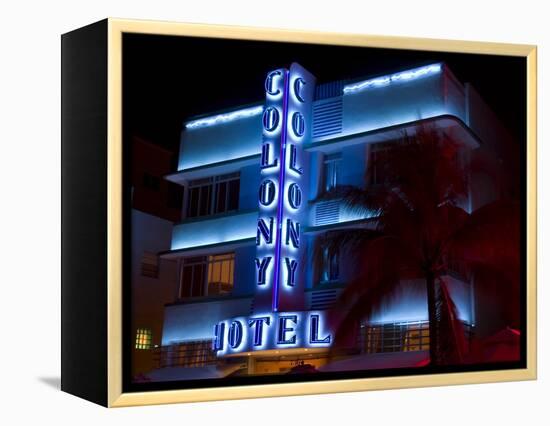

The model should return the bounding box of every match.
[137,62,514,380]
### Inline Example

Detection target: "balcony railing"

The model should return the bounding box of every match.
[153,340,217,368]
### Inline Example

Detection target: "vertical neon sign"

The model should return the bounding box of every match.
[254,68,287,313]
[214,64,330,356]
[254,63,316,313]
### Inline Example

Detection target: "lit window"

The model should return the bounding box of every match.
[135,328,152,350]
[207,253,235,296]
[140,251,159,278]
[179,253,235,298]
[323,153,341,192]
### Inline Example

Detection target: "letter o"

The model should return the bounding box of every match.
[228,320,243,349]
[287,183,302,209]
[259,179,276,206]
[263,107,280,132]
[291,112,305,137]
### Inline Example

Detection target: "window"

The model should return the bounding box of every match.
[179,253,235,298]
[140,251,159,278]
[207,253,235,296]
[135,328,152,350]
[360,321,430,354]
[142,172,160,191]
[323,153,341,192]
[187,172,240,218]
[179,256,207,298]
[158,340,216,368]
[369,143,393,185]
[320,246,339,283]
[167,181,184,209]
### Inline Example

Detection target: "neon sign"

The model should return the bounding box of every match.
[213,63,331,356]
[254,63,315,312]
[213,311,331,355]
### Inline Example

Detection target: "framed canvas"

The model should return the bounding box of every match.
[61,18,537,407]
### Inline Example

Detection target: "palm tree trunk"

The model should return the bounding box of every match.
[426,270,440,366]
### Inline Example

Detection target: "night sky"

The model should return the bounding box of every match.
[122,33,526,158]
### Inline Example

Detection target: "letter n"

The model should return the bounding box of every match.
[257,217,274,245]
[285,219,300,248]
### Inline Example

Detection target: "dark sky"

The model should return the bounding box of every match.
[122,33,526,157]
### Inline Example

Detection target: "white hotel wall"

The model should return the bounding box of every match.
[178,105,262,171]
[162,297,253,345]
[162,64,481,346]
[340,71,447,137]
[175,64,468,173]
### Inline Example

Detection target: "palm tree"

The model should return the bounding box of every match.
[316,124,520,366]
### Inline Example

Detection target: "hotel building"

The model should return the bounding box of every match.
[147,62,514,380]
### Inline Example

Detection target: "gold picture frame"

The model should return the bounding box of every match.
[62,18,537,407]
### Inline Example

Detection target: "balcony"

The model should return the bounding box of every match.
[171,63,482,176]
[165,209,258,256]
[306,63,479,152]
[161,295,253,346]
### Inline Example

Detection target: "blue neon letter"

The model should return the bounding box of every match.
[284,257,298,287]
[257,217,274,245]
[293,77,306,102]
[254,257,272,285]
[213,322,225,351]
[259,179,277,207]
[310,314,331,344]
[291,112,305,137]
[265,70,282,96]
[287,182,302,209]
[285,219,300,248]
[248,316,271,346]
[261,143,278,169]
[228,320,244,349]
[289,144,303,175]
[263,107,280,132]
[277,315,298,345]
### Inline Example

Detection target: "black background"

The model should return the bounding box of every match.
[122,33,527,393]
[123,33,526,156]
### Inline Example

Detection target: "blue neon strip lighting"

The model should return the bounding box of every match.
[185,105,264,129]
[343,63,442,94]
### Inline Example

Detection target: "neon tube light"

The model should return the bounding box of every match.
[185,105,264,129]
[343,63,442,94]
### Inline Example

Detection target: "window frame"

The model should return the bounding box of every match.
[319,245,340,285]
[323,152,342,193]
[135,328,153,350]
[187,172,240,218]
[178,252,236,299]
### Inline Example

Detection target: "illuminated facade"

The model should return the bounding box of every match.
[155,62,511,378]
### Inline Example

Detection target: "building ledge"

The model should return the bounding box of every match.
[306,114,481,153]
[167,209,258,253]
[304,217,377,234]
[165,294,253,308]
[166,154,260,185]
[159,237,256,259]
